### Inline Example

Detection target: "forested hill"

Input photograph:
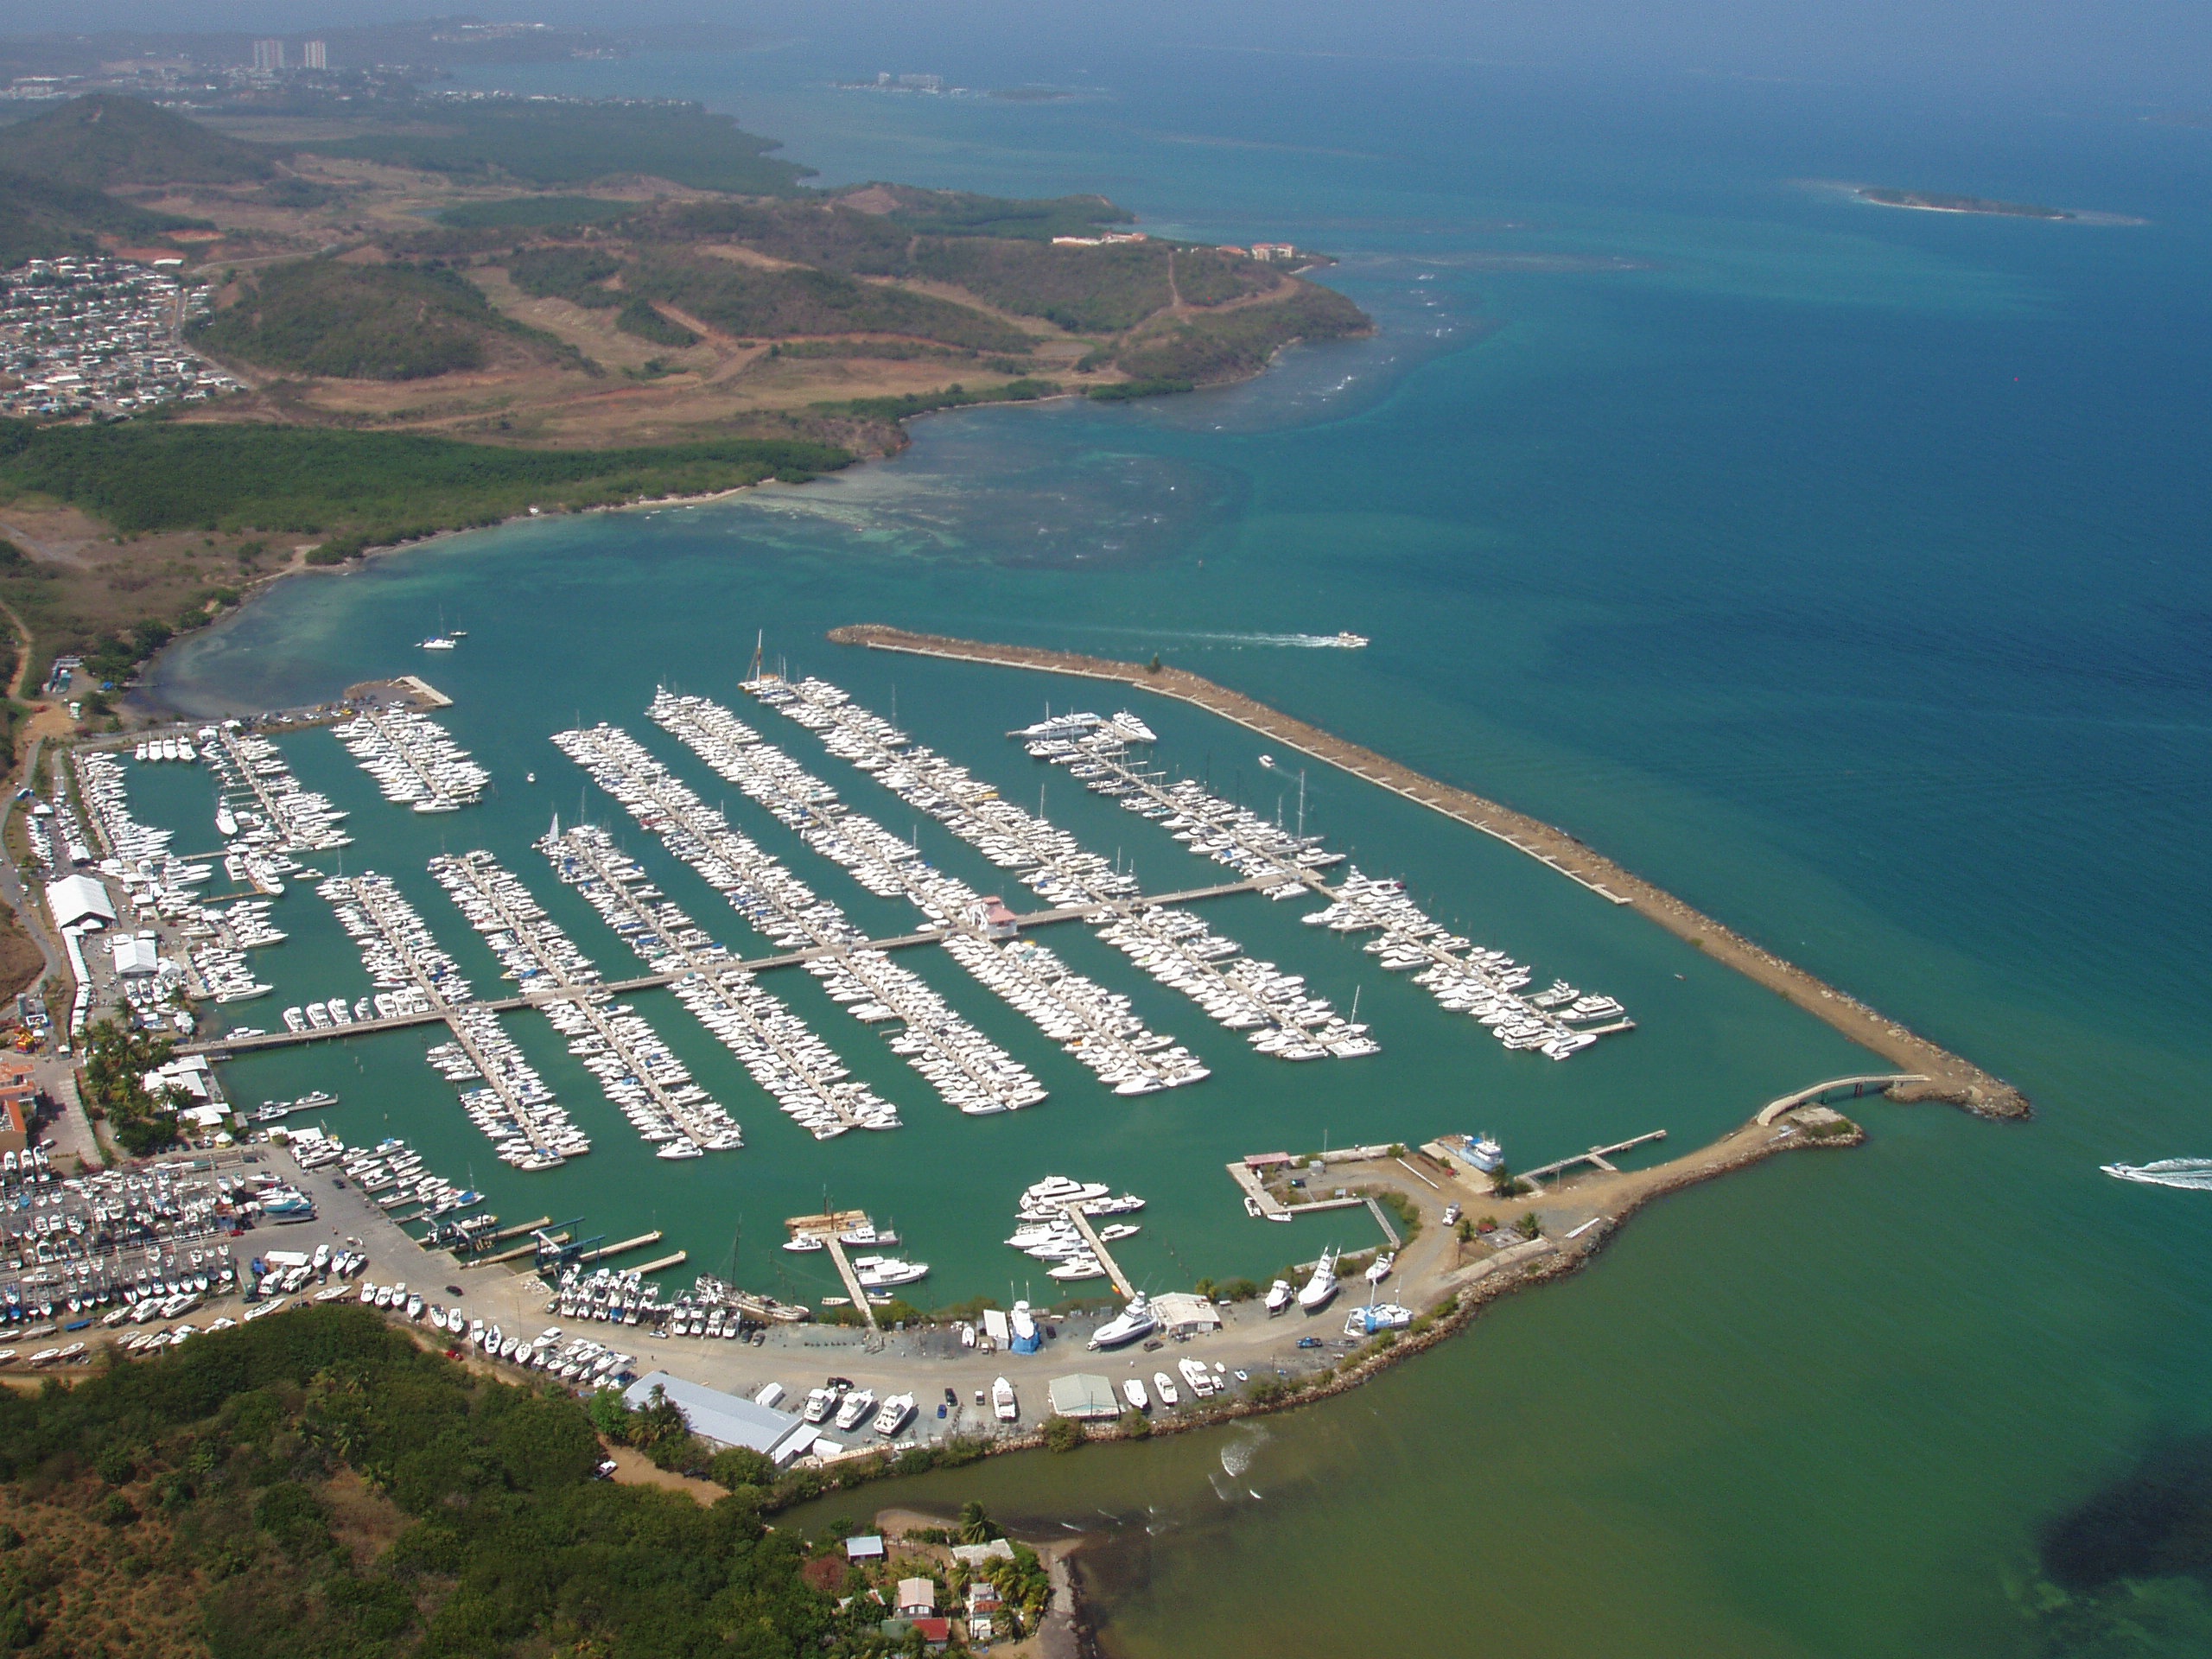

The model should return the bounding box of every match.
[0,1306,837,1656]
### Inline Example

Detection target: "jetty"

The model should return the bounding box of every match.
[828,624,2029,1120]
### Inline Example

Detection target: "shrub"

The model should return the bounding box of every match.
[1043,1416,1086,1453]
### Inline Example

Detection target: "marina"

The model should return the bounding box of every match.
[334,705,490,811]
[653,690,1214,1094]
[550,721,1048,1116]
[742,677,1379,1063]
[429,849,743,1154]
[540,821,897,1138]
[318,870,590,1167]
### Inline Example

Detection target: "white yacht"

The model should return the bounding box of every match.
[1263,1278,1294,1314]
[1087,1295,1158,1350]
[991,1376,1018,1421]
[872,1393,915,1437]
[1297,1248,1340,1312]
[832,1389,876,1432]
[1122,1376,1150,1412]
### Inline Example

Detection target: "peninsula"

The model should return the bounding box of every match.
[829,623,2031,1120]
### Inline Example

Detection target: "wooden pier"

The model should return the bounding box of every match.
[578,1230,664,1264]
[821,1236,877,1331]
[633,1250,688,1274]
[482,1230,567,1265]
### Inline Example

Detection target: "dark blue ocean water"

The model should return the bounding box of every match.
[153,47,2212,1657]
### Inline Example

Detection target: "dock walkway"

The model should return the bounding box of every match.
[1060,1205,1135,1299]
[345,876,562,1163]
[821,1236,878,1331]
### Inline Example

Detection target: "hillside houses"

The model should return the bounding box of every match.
[0,257,240,417]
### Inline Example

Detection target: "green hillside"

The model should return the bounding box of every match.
[0,93,276,188]
[0,168,208,266]
[189,259,578,381]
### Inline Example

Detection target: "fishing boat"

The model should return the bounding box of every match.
[782,1232,825,1253]
[991,1376,1018,1421]
[1364,1251,1395,1284]
[1296,1248,1339,1312]
[832,1389,876,1433]
[1331,632,1370,648]
[1263,1278,1294,1314]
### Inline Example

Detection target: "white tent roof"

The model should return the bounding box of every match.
[48,873,115,929]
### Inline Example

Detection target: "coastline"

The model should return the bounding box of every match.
[827,624,2029,1120]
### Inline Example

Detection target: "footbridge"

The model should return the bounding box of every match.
[1756,1074,1926,1127]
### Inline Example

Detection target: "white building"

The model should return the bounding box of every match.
[47,873,116,931]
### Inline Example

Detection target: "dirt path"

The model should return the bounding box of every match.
[828,624,2027,1119]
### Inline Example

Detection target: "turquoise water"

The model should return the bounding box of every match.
[148,49,2212,1658]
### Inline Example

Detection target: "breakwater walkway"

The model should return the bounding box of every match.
[829,624,2028,1120]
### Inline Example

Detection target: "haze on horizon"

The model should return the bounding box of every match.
[0,0,2205,106]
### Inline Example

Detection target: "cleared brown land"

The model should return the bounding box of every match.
[829,624,2031,1120]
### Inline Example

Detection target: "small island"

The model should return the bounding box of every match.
[1857,188,2075,219]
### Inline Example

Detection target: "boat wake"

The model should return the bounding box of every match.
[1078,627,1368,651]
[2101,1159,2212,1190]
[1218,1425,1268,1479]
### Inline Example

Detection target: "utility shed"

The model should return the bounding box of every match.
[1046,1374,1119,1420]
[622,1371,804,1455]
[47,873,115,930]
